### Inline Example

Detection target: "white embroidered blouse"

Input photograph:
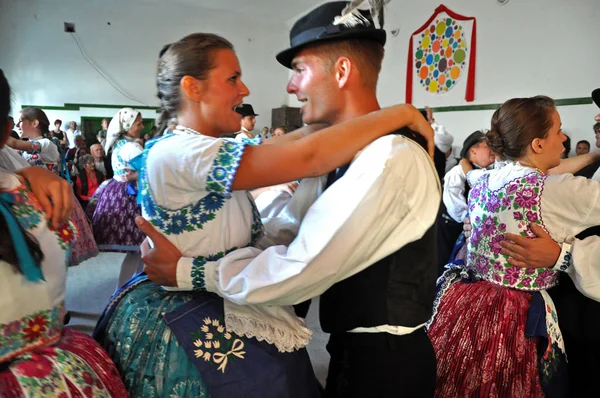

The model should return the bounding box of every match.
[173,135,441,336]
[139,127,311,352]
[0,170,77,362]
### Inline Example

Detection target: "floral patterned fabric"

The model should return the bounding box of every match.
[0,305,64,363]
[0,328,127,398]
[95,279,209,397]
[428,168,568,397]
[20,138,60,176]
[89,179,144,252]
[467,171,559,290]
[67,198,99,266]
[0,170,127,397]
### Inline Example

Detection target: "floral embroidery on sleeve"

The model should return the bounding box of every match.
[206,141,246,198]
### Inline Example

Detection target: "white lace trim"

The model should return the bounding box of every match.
[224,312,312,353]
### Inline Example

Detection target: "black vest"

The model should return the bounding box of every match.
[319,128,438,333]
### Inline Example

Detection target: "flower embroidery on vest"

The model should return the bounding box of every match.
[467,172,558,290]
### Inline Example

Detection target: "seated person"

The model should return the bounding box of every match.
[74,154,105,207]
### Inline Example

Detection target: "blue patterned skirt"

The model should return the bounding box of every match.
[94,276,208,397]
[94,275,320,398]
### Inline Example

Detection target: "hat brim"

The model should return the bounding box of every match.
[276,28,386,69]
[592,89,600,108]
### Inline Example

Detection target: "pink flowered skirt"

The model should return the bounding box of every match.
[68,197,99,266]
[427,280,544,397]
[0,328,127,397]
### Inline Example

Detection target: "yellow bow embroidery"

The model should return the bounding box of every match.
[192,317,247,373]
[213,339,246,373]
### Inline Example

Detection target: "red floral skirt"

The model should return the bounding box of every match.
[427,280,544,397]
[0,328,127,397]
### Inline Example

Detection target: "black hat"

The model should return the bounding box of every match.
[460,131,486,159]
[592,89,600,108]
[276,1,387,68]
[235,103,258,117]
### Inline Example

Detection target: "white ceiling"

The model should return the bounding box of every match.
[138,0,327,23]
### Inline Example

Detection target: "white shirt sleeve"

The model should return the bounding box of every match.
[443,164,468,222]
[260,176,325,246]
[592,166,600,182]
[189,136,440,306]
[543,174,600,301]
[567,235,600,301]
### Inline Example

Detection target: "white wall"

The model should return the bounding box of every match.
[285,0,600,156]
[0,0,292,129]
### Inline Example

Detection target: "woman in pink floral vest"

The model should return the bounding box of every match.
[427,96,600,397]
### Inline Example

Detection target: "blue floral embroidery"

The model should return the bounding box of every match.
[191,247,240,291]
[558,251,571,272]
[137,134,228,236]
[239,136,262,146]
[206,141,247,198]
[112,139,128,177]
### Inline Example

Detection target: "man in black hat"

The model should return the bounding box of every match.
[436,130,494,273]
[235,103,259,141]
[137,2,440,396]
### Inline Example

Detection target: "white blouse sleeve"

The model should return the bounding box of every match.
[443,164,468,222]
[179,137,440,306]
[544,174,600,300]
[592,166,600,182]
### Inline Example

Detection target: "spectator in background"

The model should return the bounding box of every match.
[575,121,600,179]
[562,134,571,158]
[272,126,288,137]
[6,107,60,174]
[437,131,494,274]
[8,116,19,139]
[421,107,451,183]
[162,118,177,135]
[260,126,270,139]
[576,139,591,156]
[65,135,88,177]
[97,118,109,145]
[90,143,113,179]
[66,120,82,149]
[234,103,258,140]
[51,119,66,144]
[426,106,457,174]
[65,134,87,163]
[74,154,105,207]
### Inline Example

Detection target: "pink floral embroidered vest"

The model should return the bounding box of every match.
[466,171,558,291]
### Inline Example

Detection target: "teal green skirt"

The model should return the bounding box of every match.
[99,280,210,397]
